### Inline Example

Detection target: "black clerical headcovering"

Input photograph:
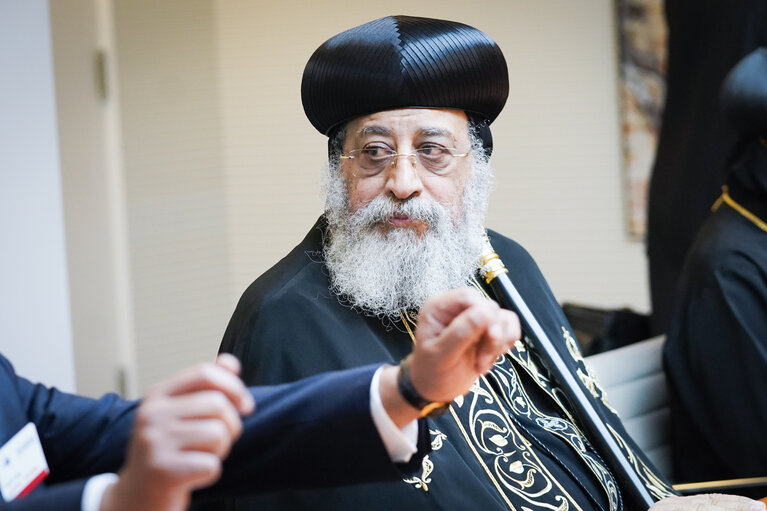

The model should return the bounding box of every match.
[721,47,767,195]
[721,47,767,139]
[301,15,509,152]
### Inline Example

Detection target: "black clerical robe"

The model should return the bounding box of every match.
[664,180,767,482]
[217,217,675,511]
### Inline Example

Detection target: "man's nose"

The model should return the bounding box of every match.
[384,154,423,200]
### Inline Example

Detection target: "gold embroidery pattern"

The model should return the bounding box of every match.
[403,429,447,492]
[607,424,677,500]
[430,429,448,450]
[490,359,620,511]
[549,327,673,501]
[466,273,671,507]
[403,455,434,491]
[514,336,552,389]
[562,327,618,416]
[455,366,580,511]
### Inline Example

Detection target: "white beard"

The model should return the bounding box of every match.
[322,150,494,318]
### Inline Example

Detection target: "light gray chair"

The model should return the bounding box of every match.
[585,335,672,479]
[586,337,767,497]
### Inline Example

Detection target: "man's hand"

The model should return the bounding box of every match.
[409,287,520,403]
[650,494,766,511]
[380,287,520,425]
[100,354,255,511]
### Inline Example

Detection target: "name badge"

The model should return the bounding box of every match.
[0,423,49,502]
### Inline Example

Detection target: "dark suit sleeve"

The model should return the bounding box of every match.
[12,372,136,484]
[0,356,428,507]
[0,354,135,511]
[196,364,429,499]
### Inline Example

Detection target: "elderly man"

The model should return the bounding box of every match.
[215,16,761,511]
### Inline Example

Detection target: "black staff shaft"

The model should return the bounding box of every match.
[480,241,655,510]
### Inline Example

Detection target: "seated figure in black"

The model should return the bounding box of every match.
[664,47,767,483]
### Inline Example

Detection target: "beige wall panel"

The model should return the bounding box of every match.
[114,0,232,391]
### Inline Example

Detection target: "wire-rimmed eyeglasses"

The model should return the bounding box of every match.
[340,146,470,176]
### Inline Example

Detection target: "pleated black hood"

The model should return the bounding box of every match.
[721,48,767,198]
[301,15,509,142]
[722,48,767,139]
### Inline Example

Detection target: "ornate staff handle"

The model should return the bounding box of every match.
[478,236,656,510]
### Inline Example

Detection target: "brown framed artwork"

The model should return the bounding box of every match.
[615,0,667,238]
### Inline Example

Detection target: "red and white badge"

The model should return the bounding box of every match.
[0,423,49,502]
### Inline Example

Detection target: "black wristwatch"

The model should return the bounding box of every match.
[396,355,451,417]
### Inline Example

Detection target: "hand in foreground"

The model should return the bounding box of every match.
[409,287,520,404]
[101,354,255,511]
[379,287,520,426]
[649,494,766,511]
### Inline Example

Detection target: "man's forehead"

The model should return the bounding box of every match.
[349,108,469,139]
[357,126,455,138]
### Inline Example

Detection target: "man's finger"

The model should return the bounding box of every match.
[164,451,225,491]
[431,303,494,365]
[475,349,498,374]
[484,310,521,356]
[148,363,255,416]
[499,310,522,348]
[418,287,487,331]
[162,390,245,440]
[471,308,520,372]
[215,353,242,376]
[172,418,237,459]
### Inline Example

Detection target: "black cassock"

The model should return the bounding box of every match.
[212,216,675,511]
[664,177,767,483]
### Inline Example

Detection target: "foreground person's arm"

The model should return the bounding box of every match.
[3,287,519,511]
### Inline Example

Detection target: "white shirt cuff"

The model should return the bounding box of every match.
[82,473,118,511]
[370,365,419,463]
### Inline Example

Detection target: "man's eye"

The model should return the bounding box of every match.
[419,146,447,157]
[362,147,390,159]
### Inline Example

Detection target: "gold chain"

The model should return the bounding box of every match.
[712,185,767,234]
[398,310,417,343]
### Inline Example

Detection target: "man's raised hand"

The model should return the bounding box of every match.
[409,287,521,405]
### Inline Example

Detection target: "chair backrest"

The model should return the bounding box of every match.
[584,335,672,479]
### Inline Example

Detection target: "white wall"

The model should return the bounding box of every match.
[0,0,76,391]
[111,0,649,391]
[50,0,138,398]
[114,0,233,391]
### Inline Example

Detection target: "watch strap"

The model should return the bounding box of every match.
[396,355,450,417]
